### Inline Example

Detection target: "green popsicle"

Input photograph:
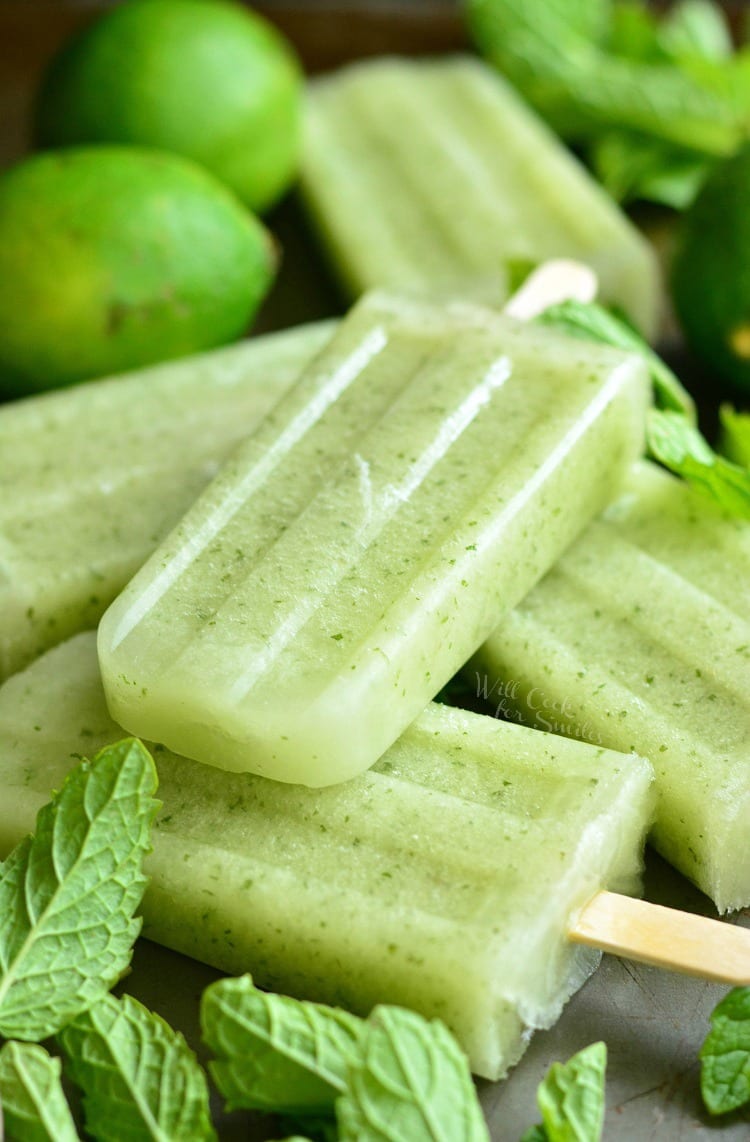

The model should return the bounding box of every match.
[0,320,334,681]
[301,55,662,337]
[472,461,750,913]
[97,290,649,786]
[0,632,655,1080]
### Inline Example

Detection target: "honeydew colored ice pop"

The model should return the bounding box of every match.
[301,55,662,338]
[471,460,750,913]
[97,290,649,787]
[0,631,655,1080]
[0,320,334,681]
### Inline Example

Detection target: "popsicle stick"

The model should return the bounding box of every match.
[503,259,598,321]
[569,891,750,985]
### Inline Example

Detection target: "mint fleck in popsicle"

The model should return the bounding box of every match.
[0,632,655,1081]
[472,460,750,913]
[97,291,649,786]
[0,320,333,681]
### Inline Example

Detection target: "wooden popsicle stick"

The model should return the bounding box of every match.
[569,891,750,985]
[503,258,598,320]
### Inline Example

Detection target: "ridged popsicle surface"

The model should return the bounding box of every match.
[473,461,750,912]
[0,321,333,680]
[301,56,662,337]
[98,292,648,786]
[0,632,654,1080]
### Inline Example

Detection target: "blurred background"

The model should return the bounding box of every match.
[1,0,466,167]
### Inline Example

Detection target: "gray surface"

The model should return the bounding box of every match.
[119,853,750,1139]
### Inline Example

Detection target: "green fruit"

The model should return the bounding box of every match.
[672,144,750,393]
[35,0,303,214]
[0,146,277,395]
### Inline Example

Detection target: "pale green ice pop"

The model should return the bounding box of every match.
[472,461,750,913]
[0,632,655,1080]
[98,291,649,786]
[0,320,334,681]
[301,55,662,338]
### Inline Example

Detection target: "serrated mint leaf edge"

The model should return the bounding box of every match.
[0,739,159,1040]
[700,986,750,1114]
[537,1041,607,1142]
[647,409,750,519]
[59,992,216,1142]
[0,1040,79,1142]
[336,1005,489,1142]
[202,975,362,1114]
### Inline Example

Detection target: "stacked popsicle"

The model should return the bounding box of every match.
[0,320,333,680]
[3,36,748,1092]
[0,631,655,1080]
[301,55,661,337]
[97,290,648,785]
[472,460,750,913]
[0,277,657,1075]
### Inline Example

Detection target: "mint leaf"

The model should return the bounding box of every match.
[590,131,710,208]
[0,1041,79,1141]
[519,1127,549,1142]
[467,0,744,154]
[201,974,362,1115]
[609,2,663,63]
[536,1042,607,1142]
[59,992,216,1142]
[680,51,750,123]
[658,0,733,64]
[336,1005,489,1142]
[536,299,695,417]
[647,409,750,518]
[0,739,158,1041]
[280,1125,338,1142]
[719,405,750,467]
[537,300,750,518]
[700,987,750,1114]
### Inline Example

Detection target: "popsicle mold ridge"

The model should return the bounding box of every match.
[0,632,656,1080]
[97,291,650,786]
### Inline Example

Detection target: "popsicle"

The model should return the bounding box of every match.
[0,319,334,681]
[471,460,750,913]
[300,55,662,338]
[97,289,649,786]
[0,632,656,1081]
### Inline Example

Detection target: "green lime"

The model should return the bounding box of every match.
[672,144,750,393]
[0,146,277,395]
[35,0,302,214]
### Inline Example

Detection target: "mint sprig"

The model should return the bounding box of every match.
[59,992,216,1142]
[202,981,489,1140]
[647,409,750,518]
[337,1006,490,1142]
[590,130,710,208]
[536,298,694,416]
[537,299,750,519]
[466,0,745,155]
[0,1040,79,1141]
[201,974,362,1116]
[467,0,750,208]
[522,1042,607,1142]
[700,987,750,1115]
[0,739,158,1041]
